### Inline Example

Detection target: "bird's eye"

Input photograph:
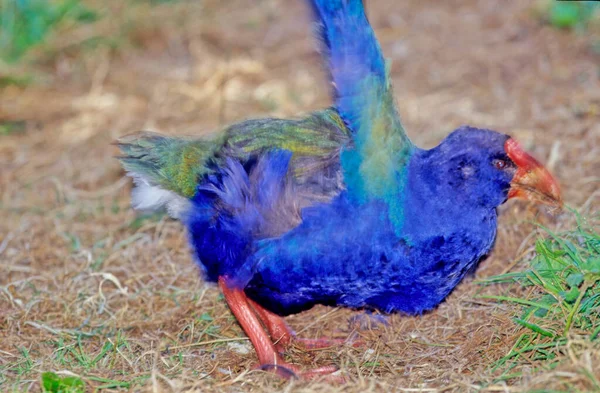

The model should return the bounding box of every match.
[493,159,507,169]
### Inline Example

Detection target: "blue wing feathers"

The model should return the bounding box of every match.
[187,150,293,283]
[309,0,387,131]
[310,0,413,217]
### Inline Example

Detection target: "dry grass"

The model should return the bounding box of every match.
[1,0,599,392]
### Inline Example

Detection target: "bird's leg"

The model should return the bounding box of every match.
[248,298,363,351]
[247,299,294,351]
[218,278,280,367]
[218,277,339,380]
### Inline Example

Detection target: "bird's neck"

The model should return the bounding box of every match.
[400,149,498,240]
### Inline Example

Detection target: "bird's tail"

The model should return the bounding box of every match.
[115,131,221,218]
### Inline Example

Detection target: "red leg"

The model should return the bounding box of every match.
[248,298,363,350]
[248,298,294,349]
[218,277,339,380]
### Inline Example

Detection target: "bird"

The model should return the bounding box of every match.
[116,0,562,380]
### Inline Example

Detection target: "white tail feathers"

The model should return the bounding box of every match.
[129,174,190,220]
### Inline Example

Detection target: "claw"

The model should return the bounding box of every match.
[259,363,343,382]
[259,363,298,379]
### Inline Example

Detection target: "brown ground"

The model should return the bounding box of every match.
[1,0,599,392]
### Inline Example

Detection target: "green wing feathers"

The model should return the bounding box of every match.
[117,132,221,198]
[117,109,350,200]
[223,109,349,161]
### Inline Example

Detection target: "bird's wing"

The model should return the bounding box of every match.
[117,110,348,196]
[117,131,220,199]
[117,109,351,226]
[310,0,414,205]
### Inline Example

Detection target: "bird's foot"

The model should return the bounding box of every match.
[272,334,364,354]
[258,362,343,382]
[219,279,345,382]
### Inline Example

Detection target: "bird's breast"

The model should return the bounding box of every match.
[246,196,498,316]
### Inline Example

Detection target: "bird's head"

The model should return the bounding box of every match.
[424,126,562,210]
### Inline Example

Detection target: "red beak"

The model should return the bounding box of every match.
[504,138,562,208]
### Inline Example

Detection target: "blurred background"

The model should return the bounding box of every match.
[1,1,599,392]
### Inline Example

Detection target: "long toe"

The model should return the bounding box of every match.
[299,365,344,382]
[259,362,343,382]
[258,363,299,379]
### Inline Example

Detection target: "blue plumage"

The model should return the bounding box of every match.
[118,0,561,379]
[193,128,507,315]
[309,0,393,130]
[186,150,294,284]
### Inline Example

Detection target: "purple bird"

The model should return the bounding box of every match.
[117,0,562,379]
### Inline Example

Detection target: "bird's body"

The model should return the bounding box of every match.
[190,128,507,316]
[245,192,497,316]
[121,114,502,316]
[117,0,561,379]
